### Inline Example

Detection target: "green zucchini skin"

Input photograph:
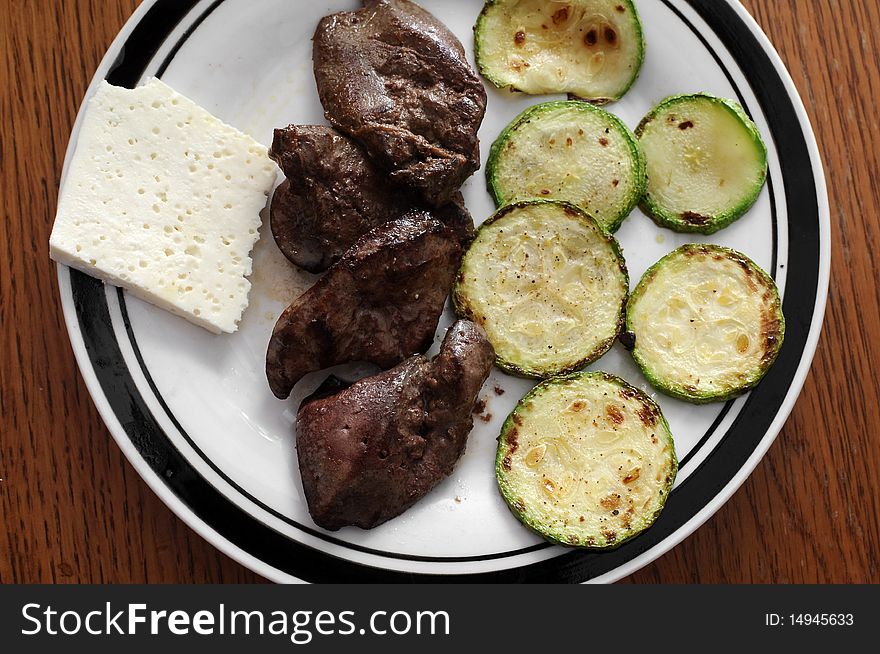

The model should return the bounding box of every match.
[635,93,768,234]
[626,244,785,403]
[496,371,677,549]
[453,200,628,379]
[474,0,645,104]
[486,100,646,233]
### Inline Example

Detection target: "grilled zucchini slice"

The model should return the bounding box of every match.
[487,101,646,232]
[626,244,784,403]
[475,0,645,103]
[453,200,628,378]
[497,371,677,548]
[636,93,768,234]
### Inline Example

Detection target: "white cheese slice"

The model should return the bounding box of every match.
[50,78,278,334]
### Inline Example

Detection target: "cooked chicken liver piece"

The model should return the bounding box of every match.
[296,320,495,530]
[313,0,487,206]
[266,213,462,399]
[269,125,474,273]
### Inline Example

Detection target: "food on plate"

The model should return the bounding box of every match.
[486,100,645,232]
[297,320,495,530]
[496,371,677,548]
[269,125,474,273]
[266,214,464,399]
[313,0,487,206]
[453,200,628,378]
[475,0,644,103]
[49,78,277,334]
[635,93,768,234]
[626,244,784,403]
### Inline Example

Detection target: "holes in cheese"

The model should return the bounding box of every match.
[49,78,278,334]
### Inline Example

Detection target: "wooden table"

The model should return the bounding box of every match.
[1,0,878,584]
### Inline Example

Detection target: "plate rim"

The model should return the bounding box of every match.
[55,0,831,583]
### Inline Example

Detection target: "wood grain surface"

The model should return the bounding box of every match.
[1,0,878,584]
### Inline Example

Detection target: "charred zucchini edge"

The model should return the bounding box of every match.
[452,200,629,378]
[635,93,768,234]
[486,100,647,233]
[626,243,785,403]
[496,371,677,549]
[474,0,645,104]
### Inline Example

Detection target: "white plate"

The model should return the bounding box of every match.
[56,0,829,582]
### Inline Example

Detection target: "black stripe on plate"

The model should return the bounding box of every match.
[154,0,225,78]
[115,287,553,564]
[660,0,779,279]
[68,0,821,582]
[104,0,197,89]
[117,0,780,561]
[511,0,821,582]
